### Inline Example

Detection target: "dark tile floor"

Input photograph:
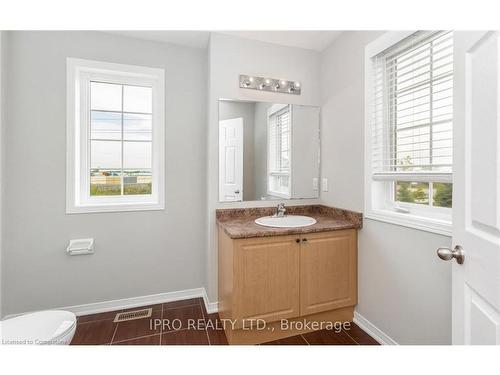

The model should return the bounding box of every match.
[71,297,379,345]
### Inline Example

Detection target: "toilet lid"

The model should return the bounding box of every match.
[0,310,76,344]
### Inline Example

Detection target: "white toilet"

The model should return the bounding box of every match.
[0,310,77,345]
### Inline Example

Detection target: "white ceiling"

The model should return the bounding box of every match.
[106,30,343,52]
[107,31,211,49]
[218,31,343,52]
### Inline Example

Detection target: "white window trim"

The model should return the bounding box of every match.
[364,32,452,236]
[66,58,165,214]
[267,104,292,199]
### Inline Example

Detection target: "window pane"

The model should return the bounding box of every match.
[90,169,121,196]
[91,140,121,169]
[91,82,122,111]
[91,111,121,140]
[279,175,289,188]
[433,182,453,208]
[124,113,152,141]
[395,181,429,205]
[123,169,152,195]
[269,175,290,196]
[123,141,152,169]
[124,85,152,113]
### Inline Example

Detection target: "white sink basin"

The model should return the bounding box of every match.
[255,215,317,228]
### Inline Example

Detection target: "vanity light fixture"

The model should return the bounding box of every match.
[239,74,301,95]
[242,76,256,87]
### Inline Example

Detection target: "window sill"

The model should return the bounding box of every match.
[267,191,291,199]
[364,209,452,236]
[66,201,164,214]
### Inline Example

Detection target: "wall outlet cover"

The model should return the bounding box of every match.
[313,177,319,190]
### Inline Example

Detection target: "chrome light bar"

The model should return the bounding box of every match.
[239,74,301,95]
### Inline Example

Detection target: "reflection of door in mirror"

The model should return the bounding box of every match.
[267,104,291,199]
[219,118,243,202]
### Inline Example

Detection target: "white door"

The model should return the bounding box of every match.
[449,31,500,344]
[219,118,243,202]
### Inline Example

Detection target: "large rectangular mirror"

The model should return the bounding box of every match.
[218,99,320,202]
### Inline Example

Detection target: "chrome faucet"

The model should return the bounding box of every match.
[276,203,286,218]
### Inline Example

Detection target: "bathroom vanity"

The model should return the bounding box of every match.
[216,205,362,344]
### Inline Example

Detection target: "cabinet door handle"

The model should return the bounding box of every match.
[302,238,308,242]
[295,238,300,243]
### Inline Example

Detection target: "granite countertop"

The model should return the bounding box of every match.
[216,205,363,239]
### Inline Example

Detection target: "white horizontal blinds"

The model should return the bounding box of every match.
[268,105,291,196]
[269,106,291,174]
[372,31,453,182]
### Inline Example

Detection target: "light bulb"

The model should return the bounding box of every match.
[294,81,301,88]
[249,76,254,82]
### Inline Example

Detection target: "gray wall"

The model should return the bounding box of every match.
[1,31,207,317]
[218,100,255,201]
[254,102,273,200]
[320,31,452,344]
[253,101,272,199]
[291,105,320,198]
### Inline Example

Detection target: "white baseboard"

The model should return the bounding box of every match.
[4,287,216,319]
[206,302,219,314]
[353,311,398,345]
[200,289,219,314]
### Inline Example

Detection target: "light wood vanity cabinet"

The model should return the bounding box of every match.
[299,230,357,316]
[218,227,357,344]
[232,234,300,328]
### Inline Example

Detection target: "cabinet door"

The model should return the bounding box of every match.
[233,235,300,327]
[300,230,357,316]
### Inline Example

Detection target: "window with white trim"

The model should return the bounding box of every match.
[366,31,453,235]
[66,58,165,213]
[267,104,291,198]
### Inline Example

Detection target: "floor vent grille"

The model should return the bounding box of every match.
[113,308,153,323]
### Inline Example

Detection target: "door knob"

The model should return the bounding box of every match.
[437,245,465,265]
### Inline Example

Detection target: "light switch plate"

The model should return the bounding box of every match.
[322,178,328,192]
